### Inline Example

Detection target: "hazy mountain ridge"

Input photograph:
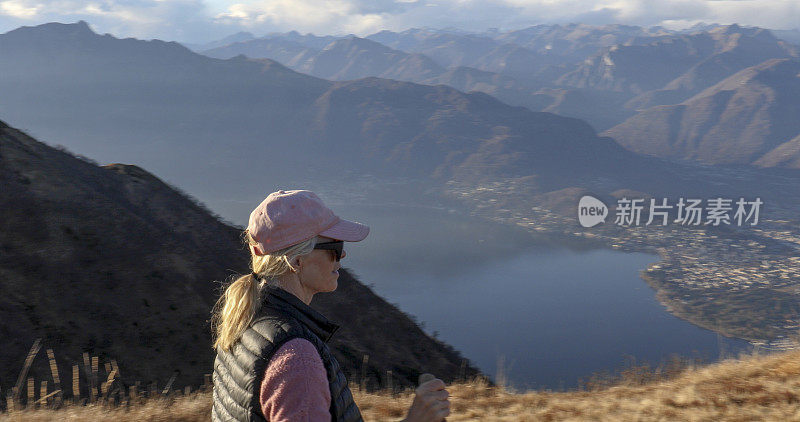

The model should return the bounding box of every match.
[300,75,667,192]
[182,31,256,52]
[201,33,553,113]
[202,37,315,67]
[557,25,796,95]
[194,23,800,146]
[605,58,800,167]
[289,36,445,81]
[0,119,478,395]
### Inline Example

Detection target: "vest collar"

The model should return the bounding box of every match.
[263,285,340,343]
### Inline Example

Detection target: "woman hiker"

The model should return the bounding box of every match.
[211,189,451,421]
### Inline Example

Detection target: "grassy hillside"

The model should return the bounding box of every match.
[0,118,478,395]
[3,348,800,421]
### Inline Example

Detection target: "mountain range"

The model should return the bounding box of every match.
[195,23,800,169]
[1,21,799,220]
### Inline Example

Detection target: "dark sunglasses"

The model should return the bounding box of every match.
[314,240,344,261]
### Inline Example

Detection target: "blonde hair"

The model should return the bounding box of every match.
[211,231,317,352]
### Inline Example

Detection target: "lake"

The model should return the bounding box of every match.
[336,204,752,390]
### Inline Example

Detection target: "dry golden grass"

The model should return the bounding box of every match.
[4,349,800,421]
[0,393,212,422]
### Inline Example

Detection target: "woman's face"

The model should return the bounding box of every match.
[298,236,345,295]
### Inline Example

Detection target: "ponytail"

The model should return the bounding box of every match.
[212,273,260,352]
[211,232,317,351]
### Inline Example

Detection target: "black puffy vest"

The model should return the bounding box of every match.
[212,285,363,421]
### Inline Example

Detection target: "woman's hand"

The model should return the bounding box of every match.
[402,377,451,422]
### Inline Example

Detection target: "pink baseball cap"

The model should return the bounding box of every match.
[248,190,370,255]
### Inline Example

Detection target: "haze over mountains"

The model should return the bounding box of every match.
[0,21,681,223]
[1,20,800,226]
[0,118,476,395]
[197,23,800,169]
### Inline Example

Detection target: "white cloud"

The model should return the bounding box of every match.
[496,0,798,29]
[0,0,797,43]
[216,0,355,28]
[0,0,222,41]
[703,0,800,29]
[204,0,710,35]
[213,0,406,34]
[0,0,43,18]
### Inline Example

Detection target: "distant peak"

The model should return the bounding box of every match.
[10,20,97,37]
[326,36,385,50]
[710,23,776,40]
[47,20,94,34]
[219,31,255,43]
[342,36,371,44]
[713,23,746,35]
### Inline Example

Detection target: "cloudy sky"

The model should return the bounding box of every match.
[0,0,798,43]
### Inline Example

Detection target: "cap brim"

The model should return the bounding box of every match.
[319,218,370,242]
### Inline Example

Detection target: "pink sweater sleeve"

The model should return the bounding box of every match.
[260,337,332,421]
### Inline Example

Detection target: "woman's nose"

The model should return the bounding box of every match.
[341,249,346,260]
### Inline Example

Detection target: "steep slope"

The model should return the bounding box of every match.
[626,26,798,109]
[756,133,800,168]
[605,59,800,167]
[0,119,478,395]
